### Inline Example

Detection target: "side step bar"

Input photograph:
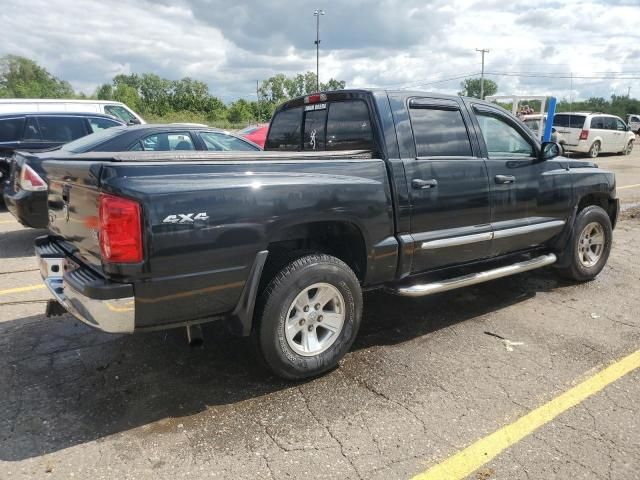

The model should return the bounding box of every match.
[389,253,557,297]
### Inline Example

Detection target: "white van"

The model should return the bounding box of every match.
[0,99,145,125]
[628,114,640,135]
[552,112,635,158]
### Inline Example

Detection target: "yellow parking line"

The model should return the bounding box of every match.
[0,284,46,296]
[412,348,640,480]
[618,183,640,190]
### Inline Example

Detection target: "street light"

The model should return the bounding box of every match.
[314,9,325,92]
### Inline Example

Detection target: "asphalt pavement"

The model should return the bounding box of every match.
[1,149,639,479]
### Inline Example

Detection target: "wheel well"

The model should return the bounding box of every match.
[577,193,617,226]
[264,221,368,282]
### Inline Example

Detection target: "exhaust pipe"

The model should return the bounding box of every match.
[186,323,204,346]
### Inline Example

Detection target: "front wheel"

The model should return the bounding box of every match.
[555,205,612,282]
[254,253,362,380]
[623,140,633,155]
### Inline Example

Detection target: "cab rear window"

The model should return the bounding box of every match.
[266,100,374,152]
[265,107,303,150]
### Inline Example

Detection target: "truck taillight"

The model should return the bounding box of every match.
[579,129,589,140]
[19,164,47,191]
[304,93,327,104]
[99,193,143,263]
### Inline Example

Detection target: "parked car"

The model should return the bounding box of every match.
[4,124,261,228]
[521,114,566,146]
[0,99,145,125]
[627,114,640,135]
[36,89,617,380]
[0,112,125,196]
[239,123,269,148]
[553,112,634,157]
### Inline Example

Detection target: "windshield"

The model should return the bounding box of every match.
[60,126,127,153]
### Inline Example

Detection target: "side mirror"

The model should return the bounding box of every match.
[539,141,561,161]
[627,125,631,132]
[128,118,141,125]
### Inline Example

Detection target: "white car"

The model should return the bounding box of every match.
[0,99,145,125]
[628,114,640,135]
[553,112,635,158]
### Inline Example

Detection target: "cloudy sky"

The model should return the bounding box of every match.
[2,0,639,103]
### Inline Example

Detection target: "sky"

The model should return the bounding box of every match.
[1,0,639,103]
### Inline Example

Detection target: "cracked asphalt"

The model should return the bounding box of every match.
[1,150,640,479]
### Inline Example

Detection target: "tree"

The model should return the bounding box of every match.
[227,99,255,124]
[0,55,75,98]
[458,77,498,99]
[259,71,346,106]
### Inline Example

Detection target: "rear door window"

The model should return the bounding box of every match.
[37,116,87,142]
[326,100,373,151]
[590,116,606,129]
[265,107,303,150]
[410,107,472,157]
[0,117,26,142]
[553,114,586,129]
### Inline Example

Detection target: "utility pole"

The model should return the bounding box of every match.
[476,48,489,99]
[314,9,325,92]
[628,86,632,98]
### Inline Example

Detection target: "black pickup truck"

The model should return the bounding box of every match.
[36,89,618,379]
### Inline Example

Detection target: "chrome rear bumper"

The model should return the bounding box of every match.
[36,237,135,333]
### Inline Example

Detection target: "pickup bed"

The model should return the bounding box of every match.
[37,89,618,379]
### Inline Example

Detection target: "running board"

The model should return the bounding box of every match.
[389,253,557,297]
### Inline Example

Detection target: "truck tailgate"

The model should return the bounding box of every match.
[43,160,104,273]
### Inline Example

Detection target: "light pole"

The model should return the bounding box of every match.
[314,9,325,92]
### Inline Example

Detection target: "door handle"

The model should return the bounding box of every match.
[495,175,516,184]
[412,178,438,189]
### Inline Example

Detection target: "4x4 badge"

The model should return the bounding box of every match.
[162,212,209,224]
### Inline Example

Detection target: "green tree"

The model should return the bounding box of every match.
[458,77,498,99]
[259,71,346,106]
[227,99,255,124]
[0,55,75,98]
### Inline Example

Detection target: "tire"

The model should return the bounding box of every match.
[623,140,633,155]
[254,253,362,380]
[555,205,612,282]
[588,141,600,159]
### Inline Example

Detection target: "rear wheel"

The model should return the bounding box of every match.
[254,253,362,380]
[555,205,612,282]
[588,141,600,158]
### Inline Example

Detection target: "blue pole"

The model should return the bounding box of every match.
[543,96,557,142]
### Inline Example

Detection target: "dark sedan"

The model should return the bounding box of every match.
[4,124,262,228]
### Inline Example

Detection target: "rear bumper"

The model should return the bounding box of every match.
[3,187,48,228]
[35,236,135,333]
